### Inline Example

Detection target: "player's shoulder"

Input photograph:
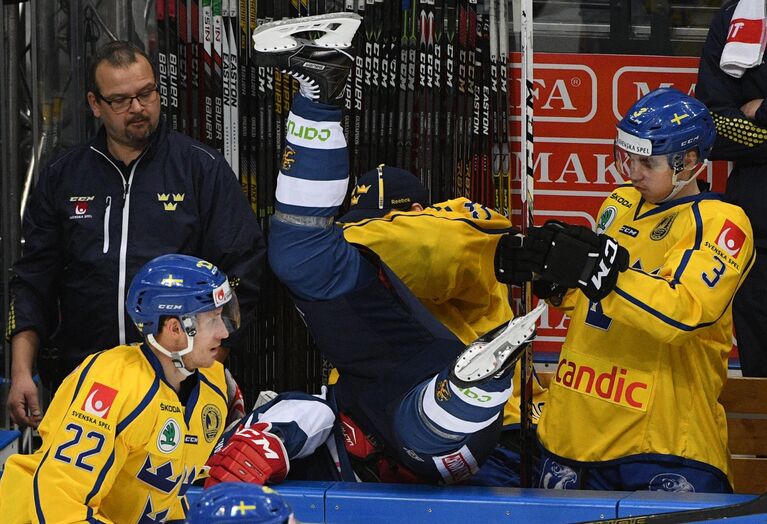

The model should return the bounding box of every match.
[428,197,512,228]
[75,345,158,392]
[608,184,641,203]
[198,361,228,400]
[696,193,752,228]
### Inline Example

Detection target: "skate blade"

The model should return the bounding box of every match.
[453,302,547,383]
[252,13,362,52]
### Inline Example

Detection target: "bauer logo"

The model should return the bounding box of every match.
[81,382,118,419]
[612,66,698,121]
[554,351,653,411]
[716,219,747,259]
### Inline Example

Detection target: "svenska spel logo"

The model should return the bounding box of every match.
[81,382,118,419]
[716,219,747,259]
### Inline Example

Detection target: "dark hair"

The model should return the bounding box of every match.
[88,41,156,94]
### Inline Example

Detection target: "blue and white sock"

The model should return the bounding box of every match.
[275,94,349,217]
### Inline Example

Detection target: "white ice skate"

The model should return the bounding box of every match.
[451,301,547,386]
[252,12,362,52]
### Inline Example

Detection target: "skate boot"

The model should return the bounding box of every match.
[252,13,362,105]
[450,302,547,387]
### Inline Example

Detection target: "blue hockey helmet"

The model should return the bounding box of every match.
[186,483,294,524]
[614,87,716,201]
[126,254,240,339]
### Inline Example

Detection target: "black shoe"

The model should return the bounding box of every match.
[255,45,354,105]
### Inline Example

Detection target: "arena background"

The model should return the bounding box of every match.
[0,0,728,424]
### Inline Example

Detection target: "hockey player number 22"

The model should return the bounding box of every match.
[53,422,107,472]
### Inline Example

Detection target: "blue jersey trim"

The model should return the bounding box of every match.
[634,192,722,221]
[81,377,160,510]
[70,352,103,406]
[671,201,704,285]
[198,372,227,405]
[614,285,716,332]
[184,379,201,428]
[33,449,52,523]
[141,343,177,391]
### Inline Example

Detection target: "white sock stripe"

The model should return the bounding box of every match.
[276,173,349,208]
[286,112,346,149]
[422,377,499,434]
[448,381,512,408]
[256,399,336,460]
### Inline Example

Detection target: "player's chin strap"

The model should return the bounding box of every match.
[147,315,197,377]
[659,161,707,203]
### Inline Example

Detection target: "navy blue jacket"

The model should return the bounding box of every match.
[7,117,265,374]
[697,0,767,247]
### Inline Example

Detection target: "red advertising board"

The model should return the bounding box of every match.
[509,53,731,360]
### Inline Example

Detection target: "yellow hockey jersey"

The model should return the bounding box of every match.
[342,197,547,426]
[0,344,228,523]
[537,186,755,482]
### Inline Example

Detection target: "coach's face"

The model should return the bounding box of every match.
[87,55,160,151]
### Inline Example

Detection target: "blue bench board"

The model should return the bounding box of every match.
[0,430,21,450]
[186,481,765,523]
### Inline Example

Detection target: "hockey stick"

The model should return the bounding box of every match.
[576,492,767,524]
[517,0,535,489]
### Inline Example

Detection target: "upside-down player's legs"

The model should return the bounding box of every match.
[393,368,513,483]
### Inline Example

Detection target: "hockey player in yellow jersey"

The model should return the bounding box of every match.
[337,165,546,486]
[496,88,755,492]
[0,254,237,523]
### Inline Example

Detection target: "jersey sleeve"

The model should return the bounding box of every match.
[600,204,755,345]
[31,353,150,523]
[7,164,63,342]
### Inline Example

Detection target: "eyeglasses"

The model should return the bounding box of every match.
[97,85,159,114]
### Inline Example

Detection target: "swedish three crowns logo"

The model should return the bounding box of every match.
[157,193,185,211]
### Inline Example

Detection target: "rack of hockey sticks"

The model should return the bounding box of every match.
[154,0,513,215]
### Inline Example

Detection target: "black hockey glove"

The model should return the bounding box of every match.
[494,228,544,285]
[532,280,568,307]
[526,220,629,302]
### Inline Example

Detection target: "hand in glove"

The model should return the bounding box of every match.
[494,227,542,285]
[527,220,629,302]
[205,421,289,487]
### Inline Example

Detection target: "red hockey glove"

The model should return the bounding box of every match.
[204,422,289,487]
